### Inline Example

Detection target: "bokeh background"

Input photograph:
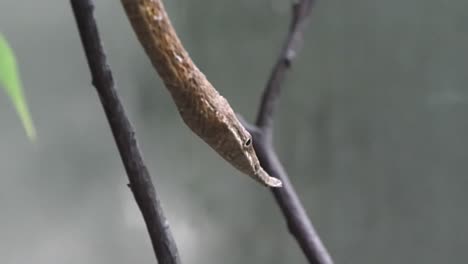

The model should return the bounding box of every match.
[1,0,467,263]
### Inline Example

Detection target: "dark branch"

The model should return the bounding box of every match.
[245,0,334,263]
[70,1,181,264]
[255,0,314,134]
[250,132,333,264]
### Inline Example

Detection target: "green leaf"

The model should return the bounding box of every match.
[0,33,36,141]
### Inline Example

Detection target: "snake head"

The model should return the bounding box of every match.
[220,117,282,188]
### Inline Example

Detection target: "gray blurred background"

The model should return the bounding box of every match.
[1,0,467,263]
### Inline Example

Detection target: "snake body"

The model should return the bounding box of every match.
[121,0,281,187]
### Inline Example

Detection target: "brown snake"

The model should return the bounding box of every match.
[120,0,282,187]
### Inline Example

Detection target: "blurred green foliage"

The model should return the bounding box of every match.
[0,33,36,141]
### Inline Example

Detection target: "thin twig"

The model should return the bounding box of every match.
[243,0,334,263]
[70,1,181,263]
[256,0,314,134]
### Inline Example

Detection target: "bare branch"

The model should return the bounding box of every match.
[256,0,314,134]
[243,0,335,263]
[251,132,333,264]
[70,1,181,263]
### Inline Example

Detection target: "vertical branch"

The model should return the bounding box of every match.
[70,1,181,263]
[242,0,334,263]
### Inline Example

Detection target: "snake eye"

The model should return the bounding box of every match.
[244,137,252,148]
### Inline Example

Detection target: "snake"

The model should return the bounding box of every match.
[120,0,282,187]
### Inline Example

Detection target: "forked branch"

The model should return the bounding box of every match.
[242,0,334,263]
